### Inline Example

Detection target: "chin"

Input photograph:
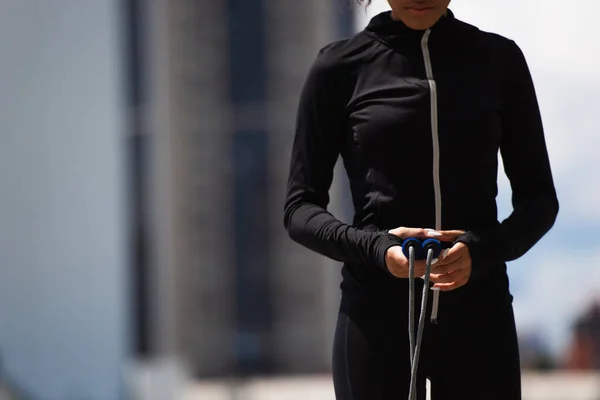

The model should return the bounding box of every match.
[405,20,435,30]
[413,15,444,30]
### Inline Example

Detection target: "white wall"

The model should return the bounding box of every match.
[0,1,129,399]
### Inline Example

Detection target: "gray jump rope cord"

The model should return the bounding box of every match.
[408,246,435,400]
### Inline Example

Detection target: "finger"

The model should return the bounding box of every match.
[431,255,467,273]
[430,262,458,275]
[434,229,466,241]
[433,275,469,291]
[438,278,468,291]
[407,228,433,239]
[388,227,427,239]
[432,243,467,268]
[429,273,454,284]
[432,250,460,269]
[392,227,449,240]
[429,269,467,284]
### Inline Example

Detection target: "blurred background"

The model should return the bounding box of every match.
[1,0,599,399]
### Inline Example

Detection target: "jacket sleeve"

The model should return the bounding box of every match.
[283,47,402,273]
[456,40,559,281]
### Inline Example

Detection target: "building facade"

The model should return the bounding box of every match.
[143,0,356,378]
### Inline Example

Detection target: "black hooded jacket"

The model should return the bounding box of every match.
[283,10,559,298]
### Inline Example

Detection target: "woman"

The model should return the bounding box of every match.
[283,0,559,399]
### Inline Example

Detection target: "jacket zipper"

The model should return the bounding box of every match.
[421,29,442,323]
[421,29,442,231]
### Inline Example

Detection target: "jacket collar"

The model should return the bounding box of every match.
[365,8,456,40]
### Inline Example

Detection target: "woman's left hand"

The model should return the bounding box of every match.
[429,242,472,291]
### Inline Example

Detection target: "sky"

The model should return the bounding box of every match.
[354,0,600,359]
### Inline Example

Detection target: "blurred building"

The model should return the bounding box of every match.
[565,300,600,370]
[139,0,357,379]
[518,332,555,371]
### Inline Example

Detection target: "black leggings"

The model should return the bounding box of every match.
[332,282,521,400]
